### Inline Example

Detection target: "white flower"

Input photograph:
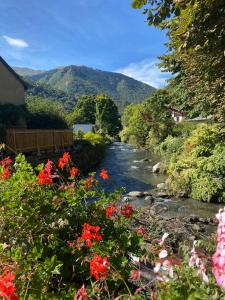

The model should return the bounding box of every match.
[159,249,168,259]
[159,233,169,246]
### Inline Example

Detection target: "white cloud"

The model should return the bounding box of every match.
[2,35,28,48]
[115,59,171,88]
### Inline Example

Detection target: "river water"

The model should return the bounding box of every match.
[98,142,222,218]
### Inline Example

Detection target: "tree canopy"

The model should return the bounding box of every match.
[132,0,225,119]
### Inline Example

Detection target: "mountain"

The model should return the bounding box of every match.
[13,67,45,77]
[15,65,156,111]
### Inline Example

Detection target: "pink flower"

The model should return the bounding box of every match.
[189,241,209,283]
[213,208,225,289]
[74,285,88,300]
[137,226,144,236]
[130,270,141,281]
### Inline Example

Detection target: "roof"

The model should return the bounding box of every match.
[169,107,185,116]
[0,56,28,90]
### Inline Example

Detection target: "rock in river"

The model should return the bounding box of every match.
[152,162,163,173]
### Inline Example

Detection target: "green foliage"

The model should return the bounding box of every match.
[68,94,121,136]
[0,154,144,299]
[132,0,225,120]
[26,65,155,112]
[120,90,174,147]
[67,95,96,125]
[25,79,76,112]
[83,132,108,146]
[26,96,69,129]
[167,124,225,202]
[95,94,122,135]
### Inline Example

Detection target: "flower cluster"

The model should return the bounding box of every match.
[58,152,70,170]
[121,203,134,218]
[38,160,53,185]
[0,156,12,180]
[213,208,225,289]
[90,254,109,281]
[70,167,79,178]
[105,204,117,218]
[154,233,180,281]
[189,241,209,283]
[100,169,109,180]
[0,270,18,300]
[85,176,94,189]
[80,223,102,247]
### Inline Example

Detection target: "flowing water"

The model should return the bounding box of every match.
[98,142,222,218]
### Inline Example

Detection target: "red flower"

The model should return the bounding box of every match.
[70,167,79,178]
[105,204,117,218]
[58,152,70,170]
[0,157,12,167]
[74,284,88,300]
[121,204,134,218]
[38,160,53,185]
[85,176,93,189]
[38,169,53,185]
[90,254,109,281]
[100,169,109,180]
[0,167,10,180]
[80,223,102,247]
[0,270,18,300]
[137,226,144,236]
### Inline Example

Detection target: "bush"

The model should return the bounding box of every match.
[26,97,68,129]
[0,104,26,128]
[0,153,144,299]
[167,124,225,202]
[83,131,108,146]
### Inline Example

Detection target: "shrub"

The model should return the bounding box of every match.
[167,124,225,202]
[83,131,107,145]
[0,153,144,299]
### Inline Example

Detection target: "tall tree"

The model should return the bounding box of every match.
[132,0,225,119]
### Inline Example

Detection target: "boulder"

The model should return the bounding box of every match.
[157,182,167,190]
[127,191,145,198]
[156,191,170,198]
[144,195,154,203]
[152,162,163,173]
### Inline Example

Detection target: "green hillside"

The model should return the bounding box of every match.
[27,65,155,111]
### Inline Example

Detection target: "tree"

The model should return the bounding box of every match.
[95,94,122,136]
[67,95,96,126]
[132,0,225,120]
[26,97,68,129]
[120,90,174,147]
[68,94,121,136]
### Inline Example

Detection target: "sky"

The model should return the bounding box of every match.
[0,0,171,88]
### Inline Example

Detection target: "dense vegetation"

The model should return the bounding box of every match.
[132,0,225,120]
[68,94,122,136]
[1,154,225,299]
[120,89,174,148]
[25,79,76,112]
[15,65,155,112]
[26,97,69,129]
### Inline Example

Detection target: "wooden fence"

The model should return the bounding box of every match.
[6,129,73,153]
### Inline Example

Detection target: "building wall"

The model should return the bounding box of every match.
[0,60,25,105]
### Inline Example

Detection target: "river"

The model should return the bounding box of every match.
[98,142,222,218]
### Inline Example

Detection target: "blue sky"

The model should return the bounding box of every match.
[0,0,170,87]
